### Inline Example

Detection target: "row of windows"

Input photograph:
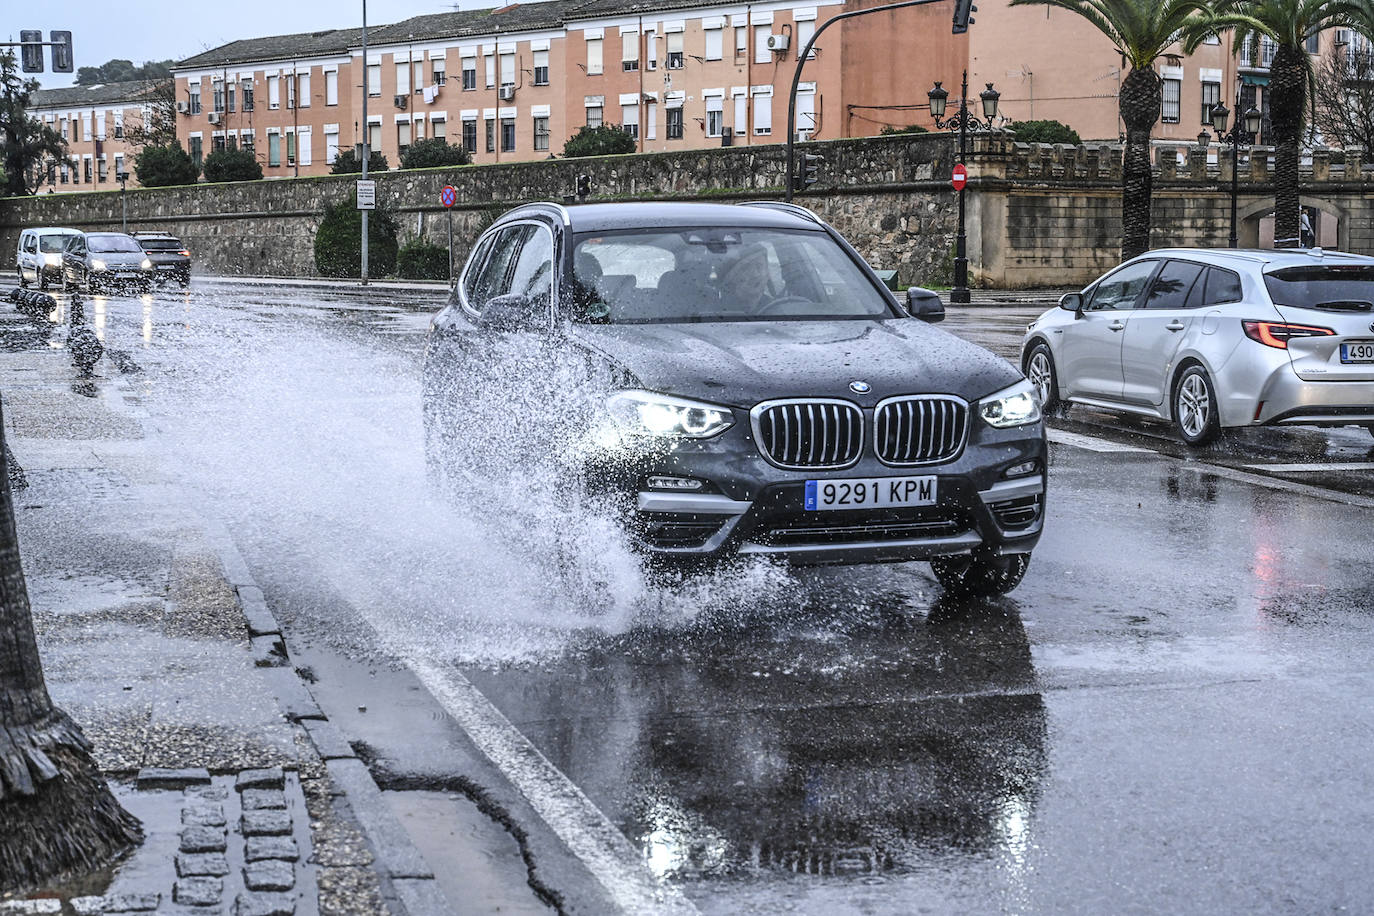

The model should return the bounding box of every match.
[48,153,124,185]
[1089,259,1241,311]
[584,22,813,75]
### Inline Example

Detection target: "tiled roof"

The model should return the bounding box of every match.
[562,0,723,20]
[29,80,168,110]
[175,27,363,70]
[367,1,582,44]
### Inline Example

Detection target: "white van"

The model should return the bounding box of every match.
[16,227,82,290]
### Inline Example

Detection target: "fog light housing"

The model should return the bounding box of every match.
[1004,460,1039,479]
[646,476,704,491]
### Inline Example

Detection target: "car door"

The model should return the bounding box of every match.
[1120,259,1206,407]
[19,234,37,282]
[1057,259,1159,401]
[62,236,86,284]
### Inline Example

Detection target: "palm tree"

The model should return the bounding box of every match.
[1008,0,1215,259]
[1207,0,1362,247]
[0,399,142,892]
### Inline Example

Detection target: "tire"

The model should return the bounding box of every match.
[37,269,48,291]
[930,551,1031,597]
[1173,364,1221,446]
[1024,342,1063,416]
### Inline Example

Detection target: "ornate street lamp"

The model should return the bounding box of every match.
[1207,100,1262,248]
[929,72,999,304]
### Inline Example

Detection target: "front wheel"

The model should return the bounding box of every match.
[17,267,27,289]
[1173,365,1221,446]
[930,551,1030,597]
[1024,342,1064,416]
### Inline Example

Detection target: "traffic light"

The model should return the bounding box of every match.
[576,174,591,201]
[953,0,976,34]
[50,31,74,73]
[20,31,44,73]
[793,153,823,192]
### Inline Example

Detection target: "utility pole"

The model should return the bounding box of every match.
[361,0,370,285]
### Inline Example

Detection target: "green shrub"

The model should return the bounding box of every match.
[879,124,930,136]
[202,147,263,182]
[314,193,399,278]
[396,238,450,280]
[562,125,637,158]
[399,138,472,170]
[134,143,199,187]
[1010,119,1081,145]
[330,148,390,174]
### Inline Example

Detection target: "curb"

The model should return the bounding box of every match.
[197,275,450,295]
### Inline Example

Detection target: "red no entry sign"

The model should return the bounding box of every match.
[440,185,458,208]
[951,163,968,191]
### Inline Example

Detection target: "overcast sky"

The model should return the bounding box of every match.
[20,0,485,89]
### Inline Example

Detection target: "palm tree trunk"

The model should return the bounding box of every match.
[1269,43,1307,249]
[0,397,142,893]
[1119,67,1162,260]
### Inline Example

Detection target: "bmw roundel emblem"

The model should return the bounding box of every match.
[849,380,872,394]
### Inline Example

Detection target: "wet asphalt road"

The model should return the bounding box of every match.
[55,280,1374,913]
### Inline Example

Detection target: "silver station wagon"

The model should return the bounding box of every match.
[1022,248,1374,444]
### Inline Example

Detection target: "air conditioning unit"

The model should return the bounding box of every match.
[499,83,516,101]
[176,100,188,114]
[207,111,221,124]
[394,94,408,109]
[766,33,790,51]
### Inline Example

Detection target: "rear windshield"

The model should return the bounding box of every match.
[39,235,75,253]
[570,227,893,324]
[87,234,144,253]
[139,238,183,250]
[1265,265,1374,311]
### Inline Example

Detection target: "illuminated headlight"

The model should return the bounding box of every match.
[141,258,153,270]
[43,253,61,267]
[91,259,106,271]
[606,390,735,439]
[979,380,1042,428]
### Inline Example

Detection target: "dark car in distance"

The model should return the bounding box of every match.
[61,232,156,293]
[133,232,191,286]
[423,202,1047,595]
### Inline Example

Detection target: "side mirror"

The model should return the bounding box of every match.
[906,287,945,323]
[478,293,544,332]
[1059,292,1084,313]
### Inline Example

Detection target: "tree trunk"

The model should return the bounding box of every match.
[0,397,142,893]
[1119,67,1162,261]
[1269,43,1307,249]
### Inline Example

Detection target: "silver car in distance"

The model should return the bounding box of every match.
[1022,247,1374,445]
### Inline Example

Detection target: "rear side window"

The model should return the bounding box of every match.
[1264,265,1374,310]
[1142,260,1205,309]
[1203,267,1243,305]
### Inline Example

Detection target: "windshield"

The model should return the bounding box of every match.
[139,238,182,250]
[39,235,75,253]
[569,227,893,323]
[1265,265,1374,311]
[88,235,144,253]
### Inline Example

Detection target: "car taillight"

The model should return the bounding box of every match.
[1241,320,1335,349]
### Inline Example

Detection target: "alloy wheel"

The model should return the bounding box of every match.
[1177,373,1210,439]
[1027,351,1053,406]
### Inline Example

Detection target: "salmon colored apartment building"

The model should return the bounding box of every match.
[28,81,168,193]
[149,0,1357,182]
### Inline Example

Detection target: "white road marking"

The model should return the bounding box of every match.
[1243,462,1374,473]
[1047,429,1151,453]
[408,657,700,915]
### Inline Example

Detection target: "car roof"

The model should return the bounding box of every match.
[1138,247,1374,271]
[27,227,81,235]
[497,201,827,234]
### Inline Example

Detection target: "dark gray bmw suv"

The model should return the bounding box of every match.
[423,202,1046,595]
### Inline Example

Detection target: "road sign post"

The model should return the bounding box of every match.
[440,185,457,283]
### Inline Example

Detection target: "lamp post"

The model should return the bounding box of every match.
[1206,100,1262,249]
[116,170,129,233]
[928,71,999,305]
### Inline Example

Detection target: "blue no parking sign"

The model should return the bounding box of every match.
[440,186,457,208]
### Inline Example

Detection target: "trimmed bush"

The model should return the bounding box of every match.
[879,124,930,136]
[202,147,263,182]
[562,125,637,158]
[399,138,472,170]
[1010,119,1081,145]
[396,238,451,280]
[314,193,399,278]
[134,143,199,187]
[330,148,390,174]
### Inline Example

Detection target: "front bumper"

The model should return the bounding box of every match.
[590,426,1047,566]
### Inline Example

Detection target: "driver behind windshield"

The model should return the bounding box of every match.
[721,244,773,312]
